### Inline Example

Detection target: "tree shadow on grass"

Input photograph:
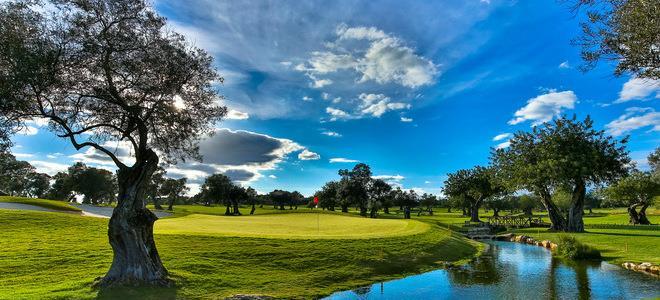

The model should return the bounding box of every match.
[96,285,179,300]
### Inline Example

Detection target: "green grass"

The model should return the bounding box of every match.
[552,234,601,260]
[156,213,430,239]
[0,196,81,212]
[414,207,660,266]
[512,227,660,265]
[0,209,480,299]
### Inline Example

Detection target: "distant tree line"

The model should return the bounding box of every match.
[312,163,438,219]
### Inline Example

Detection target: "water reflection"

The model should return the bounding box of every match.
[325,241,660,300]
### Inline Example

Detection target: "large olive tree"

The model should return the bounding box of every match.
[0,0,225,286]
[492,116,629,232]
[571,0,660,79]
[603,171,658,225]
[443,166,503,222]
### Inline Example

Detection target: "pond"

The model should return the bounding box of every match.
[324,241,660,299]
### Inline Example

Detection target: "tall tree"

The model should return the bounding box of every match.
[419,193,438,216]
[25,172,50,198]
[0,0,225,286]
[160,178,188,211]
[315,181,339,211]
[443,166,502,222]
[492,116,629,232]
[201,174,234,211]
[571,0,660,79]
[603,171,658,224]
[67,163,116,205]
[46,171,74,201]
[338,163,372,216]
[368,179,391,218]
[246,187,258,215]
[0,151,35,196]
[146,167,166,210]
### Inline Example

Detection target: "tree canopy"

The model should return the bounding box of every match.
[492,115,630,231]
[0,0,226,286]
[571,0,660,79]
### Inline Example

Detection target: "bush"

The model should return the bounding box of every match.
[553,235,601,260]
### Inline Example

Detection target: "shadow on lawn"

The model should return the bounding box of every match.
[96,283,179,300]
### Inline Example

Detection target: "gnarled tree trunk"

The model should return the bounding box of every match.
[567,181,586,232]
[232,200,241,215]
[153,196,163,210]
[167,196,174,211]
[100,150,169,287]
[341,204,349,213]
[469,198,482,222]
[537,188,566,231]
[628,203,651,225]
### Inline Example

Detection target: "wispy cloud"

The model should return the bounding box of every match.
[605,107,660,136]
[616,77,660,103]
[329,157,359,163]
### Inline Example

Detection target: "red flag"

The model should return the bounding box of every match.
[313,196,319,204]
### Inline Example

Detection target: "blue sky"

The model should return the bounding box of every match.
[10,0,660,196]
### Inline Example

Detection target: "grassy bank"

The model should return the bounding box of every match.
[0,196,81,212]
[0,209,480,299]
[415,207,660,266]
[512,227,660,265]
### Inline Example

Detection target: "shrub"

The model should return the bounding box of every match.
[553,235,601,260]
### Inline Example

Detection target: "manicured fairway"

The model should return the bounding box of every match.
[0,209,479,299]
[155,213,430,239]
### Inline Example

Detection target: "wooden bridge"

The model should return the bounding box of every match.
[485,215,548,228]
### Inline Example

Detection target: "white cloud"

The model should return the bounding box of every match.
[329,157,359,163]
[302,96,313,102]
[616,77,660,103]
[298,149,321,160]
[508,90,577,126]
[326,107,351,121]
[321,92,330,100]
[492,133,511,141]
[13,153,34,158]
[17,126,38,136]
[268,174,277,179]
[226,109,250,120]
[558,61,570,69]
[496,141,511,149]
[424,180,431,184]
[321,131,342,137]
[358,93,411,117]
[297,24,437,89]
[46,153,63,159]
[29,160,69,176]
[605,107,660,136]
[400,117,413,122]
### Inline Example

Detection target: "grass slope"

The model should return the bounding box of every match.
[512,227,660,265]
[416,208,660,266]
[156,213,429,239]
[0,209,480,299]
[0,196,81,212]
